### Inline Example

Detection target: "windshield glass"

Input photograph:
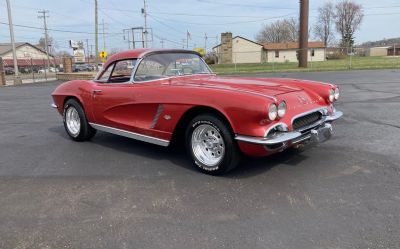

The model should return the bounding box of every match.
[134,52,212,82]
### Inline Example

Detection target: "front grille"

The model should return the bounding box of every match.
[292,112,322,130]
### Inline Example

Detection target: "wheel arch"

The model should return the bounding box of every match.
[171,105,235,145]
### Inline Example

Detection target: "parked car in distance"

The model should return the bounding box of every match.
[38,67,59,74]
[51,48,343,175]
[4,67,15,75]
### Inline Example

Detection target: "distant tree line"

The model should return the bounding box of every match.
[256,0,364,49]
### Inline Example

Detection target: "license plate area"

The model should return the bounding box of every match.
[310,124,332,143]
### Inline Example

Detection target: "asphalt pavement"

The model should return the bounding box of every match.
[0,69,399,249]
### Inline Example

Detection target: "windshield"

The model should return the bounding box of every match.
[134,52,212,82]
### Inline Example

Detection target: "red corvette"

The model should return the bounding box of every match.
[51,49,342,175]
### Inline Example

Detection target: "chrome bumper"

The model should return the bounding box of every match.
[51,103,58,109]
[235,109,343,146]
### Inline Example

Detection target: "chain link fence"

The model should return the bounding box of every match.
[0,57,63,85]
[0,56,99,86]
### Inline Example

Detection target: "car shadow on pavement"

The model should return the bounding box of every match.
[225,149,309,178]
[48,126,309,177]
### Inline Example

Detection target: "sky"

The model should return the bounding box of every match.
[0,0,399,54]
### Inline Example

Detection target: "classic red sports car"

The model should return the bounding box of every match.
[51,48,342,175]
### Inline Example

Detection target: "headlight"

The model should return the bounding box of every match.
[328,89,335,102]
[268,103,277,121]
[277,101,286,118]
[334,88,339,100]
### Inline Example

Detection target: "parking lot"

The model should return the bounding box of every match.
[0,69,399,248]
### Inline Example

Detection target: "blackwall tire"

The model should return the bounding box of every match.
[63,99,96,141]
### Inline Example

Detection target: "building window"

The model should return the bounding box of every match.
[275,50,279,58]
[311,49,315,57]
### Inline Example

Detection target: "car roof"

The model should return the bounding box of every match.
[103,48,200,70]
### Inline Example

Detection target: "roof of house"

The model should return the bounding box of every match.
[212,36,263,49]
[263,41,325,50]
[0,42,52,57]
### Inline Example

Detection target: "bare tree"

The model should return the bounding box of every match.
[38,36,57,55]
[334,0,364,48]
[313,1,335,46]
[256,17,299,44]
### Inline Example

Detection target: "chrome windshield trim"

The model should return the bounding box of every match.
[131,53,213,84]
[89,123,170,147]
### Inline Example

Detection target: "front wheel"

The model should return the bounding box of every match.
[185,114,241,175]
[63,99,96,141]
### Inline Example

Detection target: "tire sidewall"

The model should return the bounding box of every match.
[186,115,237,174]
[63,99,90,141]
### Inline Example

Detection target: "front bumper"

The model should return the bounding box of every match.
[235,109,343,147]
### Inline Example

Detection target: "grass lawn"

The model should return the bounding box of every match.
[209,56,400,74]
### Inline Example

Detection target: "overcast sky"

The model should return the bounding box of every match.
[1,0,399,53]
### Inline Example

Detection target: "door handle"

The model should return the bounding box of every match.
[92,89,102,94]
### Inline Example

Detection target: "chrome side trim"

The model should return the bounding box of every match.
[51,103,58,109]
[89,123,170,147]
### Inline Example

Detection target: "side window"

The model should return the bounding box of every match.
[96,63,114,82]
[275,50,279,58]
[109,59,136,83]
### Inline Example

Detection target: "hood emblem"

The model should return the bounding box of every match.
[297,95,308,104]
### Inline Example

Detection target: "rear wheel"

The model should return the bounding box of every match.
[63,99,96,141]
[185,114,241,175]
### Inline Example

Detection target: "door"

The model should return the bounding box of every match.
[91,59,139,131]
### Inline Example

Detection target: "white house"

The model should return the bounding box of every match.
[264,42,326,63]
[213,34,265,64]
[212,33,326,64]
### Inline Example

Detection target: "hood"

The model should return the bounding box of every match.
[170,75,303,97]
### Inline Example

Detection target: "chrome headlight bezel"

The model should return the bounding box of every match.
[334,88,339,100]
[328,89,335,102]
[277,101,286,118]
[268,103,278,121]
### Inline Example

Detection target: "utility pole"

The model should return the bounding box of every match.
[95,0,99,70]
[90,45,93,60]
[181,39,185,49]
[160,39,164,48]
[5,0,21,84]
[123,29,131,49]
[298,0,309,68]
[204,33,208,53]
[142,0,148,48]
[186,30,190,49]
[101,19,106,51]
[86,39,89,63]
[38,10,51,70]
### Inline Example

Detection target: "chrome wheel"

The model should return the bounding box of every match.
[65,106,81,137]
[191,124,225,167]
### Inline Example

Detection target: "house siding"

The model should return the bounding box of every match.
[267,48,325,63]
[232,37,263,63]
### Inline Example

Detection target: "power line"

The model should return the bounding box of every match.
[149,12,298,26]
[0,21,122,35]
